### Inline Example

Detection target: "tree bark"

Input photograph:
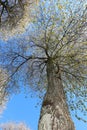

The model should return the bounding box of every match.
[38,59,75,130]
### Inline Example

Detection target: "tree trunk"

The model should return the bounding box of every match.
[38,60,75,130]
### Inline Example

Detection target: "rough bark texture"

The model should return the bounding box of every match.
[38,59,75,130]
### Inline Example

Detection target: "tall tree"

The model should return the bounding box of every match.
[0,0,87,130]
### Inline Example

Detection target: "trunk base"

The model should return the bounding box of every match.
[39,104,75,130]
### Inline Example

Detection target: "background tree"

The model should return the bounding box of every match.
[0,67,8,115]
[0,122,30,130]
[0,0,87,130]
[0,0,38,38]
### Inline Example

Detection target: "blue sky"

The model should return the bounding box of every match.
[0,92,41,130]
[0,92,87,130]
